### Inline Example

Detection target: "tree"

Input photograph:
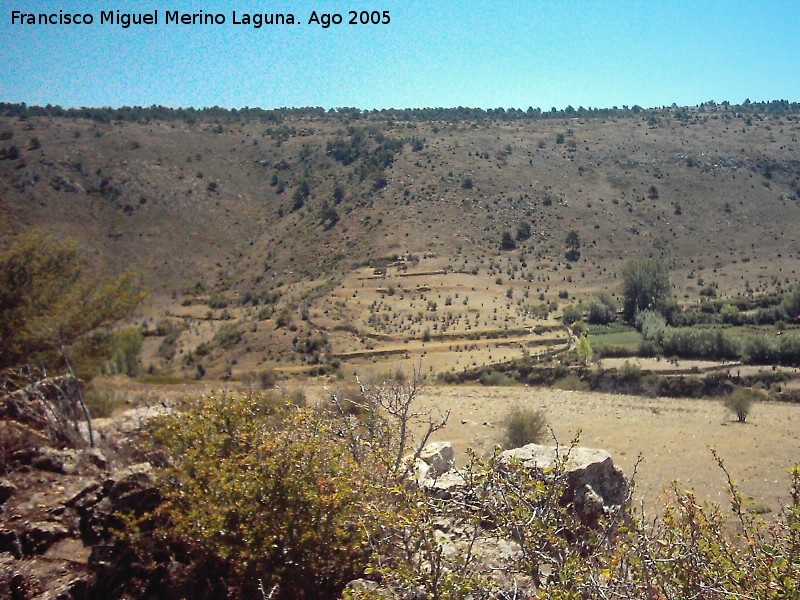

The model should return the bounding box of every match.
[107,327,144,376]
[587,292,617,325]
[648,185,659,199]
[565,230,580,260]
[782,284,800,321]
[501,231,517,251]
[0,230,143,373]
[561,304,582,324]
[621,258,672,322]
[319,201,339,230]
[577,334,593,366]
[332,183,344,203]
[292,179,311,210]
[516,221,532,241]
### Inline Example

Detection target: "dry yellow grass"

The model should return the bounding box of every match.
[412,385,800,513]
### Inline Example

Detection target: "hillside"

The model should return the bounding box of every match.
[1,102,799,377]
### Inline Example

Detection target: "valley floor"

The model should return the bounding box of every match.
[413,385,800,514]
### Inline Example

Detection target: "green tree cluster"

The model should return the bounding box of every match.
[621,257,672,322]
[0,230,142,374]
[586,292,617,325]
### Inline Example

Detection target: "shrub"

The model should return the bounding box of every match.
[213,324,243,349]
[502,405,548,448]
[84,388,118,418]
[723,387,762,422]
[620,361,643,383]
[149,392,375,598]
[327,383,367,417]
[516,221,532,241]
[479,370,517,386]
[257,367,278,389]
[553,374,590,391]
[501,231,517,250]
[587,292,617,325]
[107,327,143,376]
[561,304,582,324]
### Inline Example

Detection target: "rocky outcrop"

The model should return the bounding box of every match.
[414,442,629,522]
[348,441,630,598]
[500,444,629,525]
[0,377,164,599]
[406,441,457,489]
[1,376,87,447]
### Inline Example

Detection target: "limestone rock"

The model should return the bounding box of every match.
[421,469,468,500]
[31,447,79,475]
[500,444,629,524]
[417,442,455,478]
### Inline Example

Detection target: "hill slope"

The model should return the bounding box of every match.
[1,104,799,375]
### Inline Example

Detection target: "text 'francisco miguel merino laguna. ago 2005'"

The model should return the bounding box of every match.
[10,9,392,29]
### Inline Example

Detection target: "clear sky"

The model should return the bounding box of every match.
[2,0,798,110]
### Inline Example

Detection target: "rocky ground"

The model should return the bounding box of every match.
[0,376,162,599]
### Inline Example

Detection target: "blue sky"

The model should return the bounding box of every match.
[2,0,798,110]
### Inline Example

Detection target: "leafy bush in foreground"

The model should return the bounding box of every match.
[149,392,375,598]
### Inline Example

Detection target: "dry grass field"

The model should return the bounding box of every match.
[88,373,800,511]
[409,385,800,513]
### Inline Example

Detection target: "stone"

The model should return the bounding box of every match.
[421,469,468,500]
[23,521,70,554]
[500,444,629,525]
[0,480,16,505]
[82,448,108,471]
[65,480,103,510]
[417,442,455,478]
[31,447,79,475]
[344,578,393,597]
[0,529,23,558]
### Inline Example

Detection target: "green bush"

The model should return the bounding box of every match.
[107,327,143,376]
[662,328,741,360]
[636,309,667,343]
[723,387,762,422]
[479,370,518,386]
[502,405,548,448]
[553,374,590,391]
[149,392,375,598]
[620,361,643,383]
[213,324,243,349]
[587,292,617,325]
